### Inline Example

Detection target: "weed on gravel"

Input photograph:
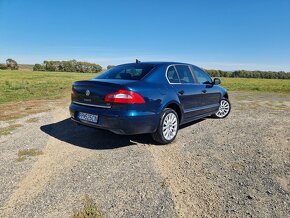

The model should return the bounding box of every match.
[72,195,102,218]
[26,117,39,123]
[0,124,22,136]
[16,148,43,162]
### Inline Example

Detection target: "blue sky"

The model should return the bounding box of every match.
[0,0,290,71]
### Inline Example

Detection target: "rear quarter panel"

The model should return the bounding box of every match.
[140,64,182,116]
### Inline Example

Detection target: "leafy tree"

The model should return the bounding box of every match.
[6,58,18,70]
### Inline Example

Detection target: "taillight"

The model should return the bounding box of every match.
[71,87,76,98]
[105,90,145,104]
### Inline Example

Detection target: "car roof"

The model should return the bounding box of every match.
[118,61,192,67]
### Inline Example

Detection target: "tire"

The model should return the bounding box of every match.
[212,98,231,118]
[152,108,179,144]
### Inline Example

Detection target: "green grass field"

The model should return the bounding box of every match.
[0,70,98,104]
[221,77,290,93]
[0,70,289,105]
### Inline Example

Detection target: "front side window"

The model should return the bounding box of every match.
[96,64,155,80]
[175,65,194,83]
[167,66,180,83]
[192,67,212,84]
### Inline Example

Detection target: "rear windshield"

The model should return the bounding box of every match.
[95,64,155,80]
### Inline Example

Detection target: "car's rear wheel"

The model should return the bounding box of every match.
[152,108,179,144]
[213,98,231,118]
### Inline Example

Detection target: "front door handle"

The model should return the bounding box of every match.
[202,90,207,93]
[178,90,184,95]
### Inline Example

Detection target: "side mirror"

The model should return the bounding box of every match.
[213,78,221,85]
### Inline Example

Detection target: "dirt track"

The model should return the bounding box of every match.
[0,91,289,217]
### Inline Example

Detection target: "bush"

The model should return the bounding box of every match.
[0,64,8,70]
[33,64,45,71]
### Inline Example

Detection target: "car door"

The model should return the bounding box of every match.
[166,65,204,121]
[191,66,221,114]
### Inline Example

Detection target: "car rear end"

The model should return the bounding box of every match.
[69,63,160,135]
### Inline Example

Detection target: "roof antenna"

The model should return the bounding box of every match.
[136,59,141,64]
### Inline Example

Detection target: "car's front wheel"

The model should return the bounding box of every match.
[213,98,231,118]
[152,108,179,144]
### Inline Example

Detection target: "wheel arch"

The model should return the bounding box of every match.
[163,101,183,123]
[223,92,229,99]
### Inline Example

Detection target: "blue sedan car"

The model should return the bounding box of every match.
[69,61,231,144]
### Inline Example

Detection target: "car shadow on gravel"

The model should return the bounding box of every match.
[40,118,156,150]
[179,118,205,129]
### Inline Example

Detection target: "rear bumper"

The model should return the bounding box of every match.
[69,103,159,135]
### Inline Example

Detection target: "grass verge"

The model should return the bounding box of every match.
[72,195,102,218]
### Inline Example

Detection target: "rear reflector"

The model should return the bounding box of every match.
[105,90,145,104]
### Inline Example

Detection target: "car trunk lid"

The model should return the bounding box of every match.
[72,79,135,108]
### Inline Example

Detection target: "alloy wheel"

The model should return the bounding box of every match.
[162,112,178,140]
[215,99,230,118]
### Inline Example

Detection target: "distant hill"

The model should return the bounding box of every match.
[18,64,34,71]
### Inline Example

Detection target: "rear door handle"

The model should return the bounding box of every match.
[178,90,184,95]
[202,90,207,93]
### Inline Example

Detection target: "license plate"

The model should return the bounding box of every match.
[78,112,98,123]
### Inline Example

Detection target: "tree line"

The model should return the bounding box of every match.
[33,60,103,73]
[205,69,290,79]
[1,58,289,79]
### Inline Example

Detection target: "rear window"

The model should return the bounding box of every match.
[95,64,155,80]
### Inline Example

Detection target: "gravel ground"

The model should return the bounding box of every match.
[0,91,289,218]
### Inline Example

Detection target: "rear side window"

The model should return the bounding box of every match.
[96,64,155,80]
[192,67,212,84]
[167,66,180,83]
[175,65,194,83]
